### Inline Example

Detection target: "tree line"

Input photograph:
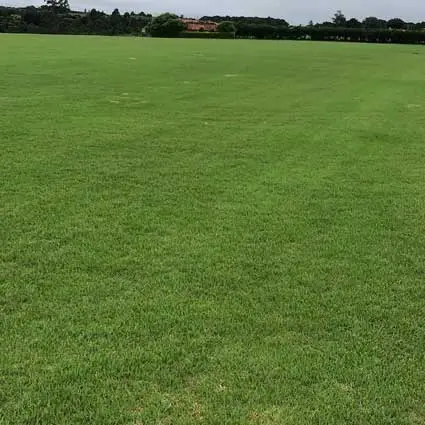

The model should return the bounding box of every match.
[1,3,425,45]
[0,2,151,35]
[201,10,425,42]
[201,11,425,31]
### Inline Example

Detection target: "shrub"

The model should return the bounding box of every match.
[147,13,185,37]
[179,31,234,39]
[217,21,236,33]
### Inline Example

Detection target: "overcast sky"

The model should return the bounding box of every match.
[5,0,425,24]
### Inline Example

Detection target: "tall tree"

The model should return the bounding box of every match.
[44,0,69,32]
[147,13,186,37]
[333,10,346,27]
[387,18,405,29]
[217,21,236,33]
[346,18,362,28]
[44,0,70,14]
[110,8,122,34]
[363,16,387,29]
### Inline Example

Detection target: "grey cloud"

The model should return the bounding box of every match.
[6,0,425,24]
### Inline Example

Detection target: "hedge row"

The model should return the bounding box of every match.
[179,31,234,39]
[235,25,425,44]
[175,27,425,45]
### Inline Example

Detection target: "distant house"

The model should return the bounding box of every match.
[180,18,218,32]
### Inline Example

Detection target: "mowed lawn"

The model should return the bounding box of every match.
[1,34,425,425]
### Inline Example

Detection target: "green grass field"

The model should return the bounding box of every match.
[1,34,425,424]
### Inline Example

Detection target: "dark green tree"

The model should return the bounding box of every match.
[43,0,69,32]
[363,16,386,29]
[346,18,362,28]
[217,21,236,33]
[110,8,122,34]
[387,18,405,29]
[44,0,70,13]
[333,10,346,27]
[22,6,41,26]
[147,13,186,37]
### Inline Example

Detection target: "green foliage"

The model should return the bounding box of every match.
[147,12,186,37]
[332,10,346,27]
[1,4,425,43]
[217,20,236,33]
[388,18,406,29]
[0,5,151,34]
[362,16,387,29]
[234,23,425,44]
[44,0,69,13]
[346,18,362,28]
[180,30,234,39]
[109,8,122,35]
[201,14,289,27]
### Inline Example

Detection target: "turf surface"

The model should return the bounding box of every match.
[1,35,425,424]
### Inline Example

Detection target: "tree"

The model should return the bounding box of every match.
[320,21,334,27]
[413,21,425,30]
[22,6,41,25]
[363,16,386,29]
[387,18,405,29]
[110,8,122,34]
[43,0,69,32]
[346,18,361,28]
[44,0,69,14]
[333,10,346,27]
[377,19,388,29]
[201,15,288,28]
[217,21,236,33]
[147,13,186,37]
